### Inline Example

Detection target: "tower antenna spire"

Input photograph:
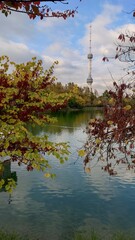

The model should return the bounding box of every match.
[87,25,93,93]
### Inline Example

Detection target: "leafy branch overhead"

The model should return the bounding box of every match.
[0,0,81,19]
[103,32,135,71]
[84,82,135,176]
[85,19,135,176]
[85,28,135,176]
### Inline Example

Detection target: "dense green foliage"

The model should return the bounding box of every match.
[48,82,102,108]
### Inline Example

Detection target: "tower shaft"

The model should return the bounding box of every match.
[87,25,93,93]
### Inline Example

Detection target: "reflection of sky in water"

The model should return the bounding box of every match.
[0,110,135,239]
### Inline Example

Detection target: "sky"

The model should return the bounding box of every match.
[0,0,135,94]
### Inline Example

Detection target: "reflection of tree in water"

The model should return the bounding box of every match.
[0,160,17,192]
[28,109,103,135]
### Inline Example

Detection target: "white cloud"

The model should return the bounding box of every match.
[0,3,134,94]
[0,12,35,41]
[78,4,135,93]
[40,3,134,93]
[37,16,67,30]
[0,37,37,63]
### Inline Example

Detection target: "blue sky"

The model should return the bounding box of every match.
[0,0,134,93]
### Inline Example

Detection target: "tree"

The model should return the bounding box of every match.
[83,30,135,176]
[0,0,80,19]
[83,82,135,175]
[0,56,70,192]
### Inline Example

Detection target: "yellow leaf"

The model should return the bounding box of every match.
[44,173,51,178]
[4,141,9,149]
[89,119,96,124]
[78,149,86,157]
[124,98,129,103]
[109,98,115,104]
[23,159,28,164]
[123,105,131,111]
[85,167,91,173]
[0,179,5,188]
[20,126,28,133]
[107,120,114,125]
[95,138,101,144]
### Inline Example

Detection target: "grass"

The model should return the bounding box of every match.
[73,231,134,240]
[0,229,134,240]
[0,230,29,240]
[74,230,101,240]
[111,232,134,240]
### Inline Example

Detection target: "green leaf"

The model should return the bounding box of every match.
[78,149,86,157]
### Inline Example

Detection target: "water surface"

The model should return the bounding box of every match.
[0,109,135,239]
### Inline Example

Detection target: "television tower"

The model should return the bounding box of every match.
[87,25,93,93]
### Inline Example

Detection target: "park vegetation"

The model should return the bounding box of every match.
[0,54,105,193]
[83,31,135,176]
[0,56,71,192]
[0,53,135,192]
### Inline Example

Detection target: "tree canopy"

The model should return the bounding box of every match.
[83,30,135,176]
[0,0,81,19]
[0,56,70,192]
[83,82,135,175]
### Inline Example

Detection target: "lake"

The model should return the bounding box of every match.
[0,109,135,239]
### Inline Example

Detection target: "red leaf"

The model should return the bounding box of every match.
[118,34,125,42]
[31,4,39,15]
[102,57,109,62]
[25,4,30,12]
[34,1,40,5]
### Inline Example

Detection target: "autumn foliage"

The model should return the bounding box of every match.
[84,81,135,175]
[0,56,70,192]
[86,26,135,175]
[0,0,78,19]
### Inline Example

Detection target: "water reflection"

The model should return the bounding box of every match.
[27,108,103,135]
[0,109,135,239]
